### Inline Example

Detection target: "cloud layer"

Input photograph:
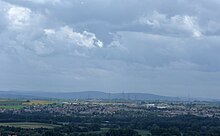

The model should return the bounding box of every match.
[1,0,220,98]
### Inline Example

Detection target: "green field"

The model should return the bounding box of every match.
[0,99,54,109]
[0,100,23,105]
[23,100,53,105]
[0,100,24,109]
[0,122,60,129]
[0,105,23,109]
[136,130,151,136]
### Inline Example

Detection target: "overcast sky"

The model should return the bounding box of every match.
[0,0,220,98]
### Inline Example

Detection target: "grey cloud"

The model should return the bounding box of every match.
[0,0,220,98]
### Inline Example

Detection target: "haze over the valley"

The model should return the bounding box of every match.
[0,0,220,99]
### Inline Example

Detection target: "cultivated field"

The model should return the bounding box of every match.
[22,100,53,105]
[0,100,24,109]
[0,99,54,109]
[0,122,60,129]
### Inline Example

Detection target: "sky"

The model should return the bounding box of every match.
[0,0,220,99]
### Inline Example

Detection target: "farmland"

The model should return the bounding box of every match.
[0,100,24,109]
[0,122,60,129]
[0,99,54,109]
[22,100,54,105]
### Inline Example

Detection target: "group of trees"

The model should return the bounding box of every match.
[0,126,139,136]
[0,110,220,135]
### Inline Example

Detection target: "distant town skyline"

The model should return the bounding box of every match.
[0,0,220,99]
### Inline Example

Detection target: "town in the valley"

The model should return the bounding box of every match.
[0,99,220,136]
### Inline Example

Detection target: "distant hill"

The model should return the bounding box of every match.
[0,91,181,101]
